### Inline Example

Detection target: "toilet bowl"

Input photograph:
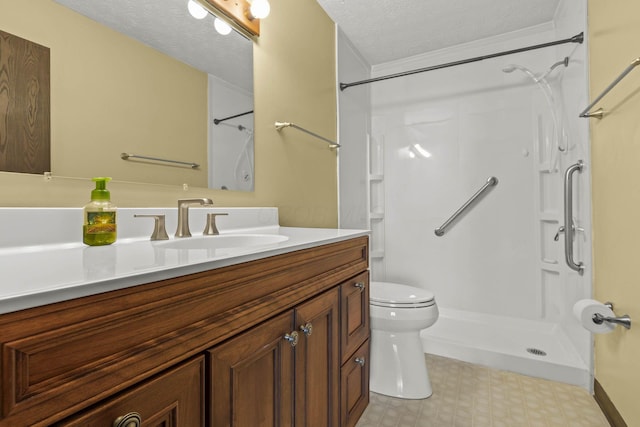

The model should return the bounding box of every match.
[369,281,439,399]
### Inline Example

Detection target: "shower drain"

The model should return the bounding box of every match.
[526,348,547,356]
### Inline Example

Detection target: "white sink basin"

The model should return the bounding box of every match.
[156,234,289,250]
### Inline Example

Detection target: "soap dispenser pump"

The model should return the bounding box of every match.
[83,177,117,246]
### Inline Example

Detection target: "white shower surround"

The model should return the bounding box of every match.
[338,0,593,389]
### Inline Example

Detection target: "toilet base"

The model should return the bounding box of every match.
[370,329,433,399]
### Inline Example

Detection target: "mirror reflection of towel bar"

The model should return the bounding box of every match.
[120,153,200,169]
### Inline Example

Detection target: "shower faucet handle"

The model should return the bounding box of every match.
[554,223,585,242]
[554,226,565,241]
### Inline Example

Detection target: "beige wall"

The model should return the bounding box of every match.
[0,0,338,228]
[588,1,640,425]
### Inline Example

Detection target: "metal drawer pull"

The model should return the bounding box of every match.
[284,331,299,347]
[300,322,313,336]
[355,357,366,367]
[114,412,141,427]
[354,282,366,291]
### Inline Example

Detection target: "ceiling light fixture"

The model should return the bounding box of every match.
[187,0,269,37]
[187,0,208,19]
[248,0,271,19]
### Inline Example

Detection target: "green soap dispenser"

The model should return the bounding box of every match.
[83,177,117,246]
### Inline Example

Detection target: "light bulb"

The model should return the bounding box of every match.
[187,0,208,19]
[250,0,270,19]
[214,17,232,35]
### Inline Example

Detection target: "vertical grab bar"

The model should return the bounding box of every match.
[564,160,584,275]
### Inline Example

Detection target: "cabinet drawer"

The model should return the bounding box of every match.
[340,271,370,364]
[340,339,370,427]
[56,356,204,427]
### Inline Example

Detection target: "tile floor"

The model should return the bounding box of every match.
[356,354,609,427]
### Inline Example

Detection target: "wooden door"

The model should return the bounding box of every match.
[56,356,204,427]
[208,311,295,427]
[295,287,340,427]
[0,30,50,174]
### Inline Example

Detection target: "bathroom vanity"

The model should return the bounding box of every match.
[0,208,370,426]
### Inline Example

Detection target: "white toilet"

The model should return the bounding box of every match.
[369,281,439,399]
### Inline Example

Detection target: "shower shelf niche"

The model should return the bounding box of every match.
[367,134,386,277]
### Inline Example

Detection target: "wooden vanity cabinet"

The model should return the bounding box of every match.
[0,236,369,427]
[209,287,340,426]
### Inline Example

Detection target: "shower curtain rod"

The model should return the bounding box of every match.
[340,32,584,91]
[213,110,254,125]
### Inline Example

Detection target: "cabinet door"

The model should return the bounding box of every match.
[56,356,204,427]
[208,311,295,427]
[340,272,370,364]
[341,339,370,427]
[295,287,340,427]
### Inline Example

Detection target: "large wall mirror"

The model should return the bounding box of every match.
[0,0,254,191]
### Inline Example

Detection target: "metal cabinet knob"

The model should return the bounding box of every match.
[355,357,366,367]
[284,331,299,347]
[354,282,366,292]
[300,322,313,336]
[113,412,141,427]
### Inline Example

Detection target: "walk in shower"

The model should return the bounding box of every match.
[338,2,593,389]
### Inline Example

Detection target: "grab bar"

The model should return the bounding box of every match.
[435,176,498,237]
[563,160,584,275]
[579,57,640,119]
[120,153,199,169]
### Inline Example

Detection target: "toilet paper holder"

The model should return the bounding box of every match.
[592,302,632,330]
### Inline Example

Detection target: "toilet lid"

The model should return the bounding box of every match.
[370,281,435,307]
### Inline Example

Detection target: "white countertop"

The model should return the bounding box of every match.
[0,208,368,315]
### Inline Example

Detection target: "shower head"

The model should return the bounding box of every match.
[502,64,539,82]
[553,56,570,71]
[538,56,570,80]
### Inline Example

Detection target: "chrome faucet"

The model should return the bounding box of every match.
[175,198,213,238]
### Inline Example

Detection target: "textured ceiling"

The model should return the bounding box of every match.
[54,0,253,92]
[316,0,561,65]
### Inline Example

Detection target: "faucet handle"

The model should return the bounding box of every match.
[204,213,228,235]
[134,214,170,241]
